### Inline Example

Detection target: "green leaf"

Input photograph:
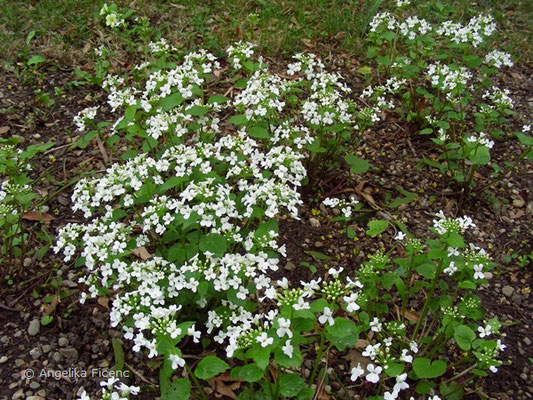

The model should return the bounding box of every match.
[20,142,55,159]
[469,146,490,165]
[439,381,464,400]
[458,280,476,289]
[454,325,476,350]
[229,114,248,125]
[27,55,46,66]
[194,356,229,380]
[357,66,372,75]
[419,128,433,135]
[162,378,191,400]
[365,220,388,236]
[416,263,436,279]
[111,338,125,371]
[413,358,447,379]
[463,55,483,68]
[160,92,184,111]
[248,126,270,139]
[231,364,264,382]
[325,317,358,350]
[304,250,331,261]
[516,132,533,146]
[384,362,404,378]
[446,232,464,248]
[388,189,417,209]
[279,374,305,397]
[344,154,370,174]
[120,149,138,160]
[40,315,53,326]
[199,234,227,257]
[186,105,210,116]
[208,95,228,104]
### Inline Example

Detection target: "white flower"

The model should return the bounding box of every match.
[276,318,292,338]
[400,349,413,363]
[490,365,498,373]
[282,340,294,358]
[318,307,335,326]
[370,317,382,332]
[169,354,185,370]
[443,261,457,276]
[395,231,406,241]
[365,364,382,383]
[384,391,398,400]
[350,363,365,381]
[187,324,201,343]
[477,324,492,338]
[393,373,409,392]
[473,264,485,280]
[256,332,273,347]
[343,293,360,312]
[496,339,506,352]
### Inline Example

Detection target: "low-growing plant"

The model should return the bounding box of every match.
[360,5,532,199]
[0,138,53,276]
[56,42,508,400]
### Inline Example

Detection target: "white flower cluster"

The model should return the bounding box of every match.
[100,4,125,28]
[226,41,256,69]
[398,16,432,40]
[369,12,397,33]
[466,132,495,149]
[322,196,359,218]
[73,106,99,132]
[482,87,514,110]
[396,0,410,7]
[432,211,476,235]
[484,50,513,68]
[427,62,472,91]
[436,15,496,47]
[78,377,139,400]
[148,38,178,54]
[286,53,325,80]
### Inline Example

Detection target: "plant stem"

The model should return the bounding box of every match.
[185,363,208,400]
[412,259,443,339]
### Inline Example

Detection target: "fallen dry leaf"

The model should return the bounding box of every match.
[215,380,239,399]
[0,126,9,134]
[22,211,55,223]
[97,296,109,310]
[132,247,152,260]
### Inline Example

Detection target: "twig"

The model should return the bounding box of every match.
[124,361,158,387]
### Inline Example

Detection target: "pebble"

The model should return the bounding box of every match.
[314,241,324,248]
[29,347,42,360]
[309,217,320,228]
[284,262,295,271]
[52,352,62,363]
[58,337,69,347]
[29,382,40,390]
[27,396,45,400]
[15,359,25,367]
[502,285,514,297]
[0,356,7,364]
[42,345,52,354]
[23,258,32,267]
[12,389,24,400]
[27,320,40,336]
[524,337,531,346]
[59,347,79,359]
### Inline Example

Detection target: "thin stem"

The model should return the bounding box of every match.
[185,363,208,400]
[412,259,444,339]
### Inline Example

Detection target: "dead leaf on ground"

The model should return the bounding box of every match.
[97,296,109,310]
[346,349,370,369]
[0,126,9,134]
[214,380,239,399]
[22,211,55,223]
[132,247,152,260]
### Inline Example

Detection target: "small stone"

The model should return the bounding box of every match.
[58,337,69,347]
[29,347,42,360]
[521,373,528,381]
[513,197,525,208]
[0,356,7,364]
[28,320,40,336]
[59,347,79,360]
[524,337,531,346]
[27,396,45,400]
[52,352,62,363]
[42,345,52,354]
[60,280,77,288]
[309,217,320,228]
[314,241,324,248]
[332,208,341,216]
[484,271,493,280]
[502,285,514,298]
[29,382,40,390]
[12,389,24,400]
[15,359,25,367]
[284,262,295,271]
[23,258,32,267]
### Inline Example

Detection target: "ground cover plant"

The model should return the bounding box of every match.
[0,1,532,400]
